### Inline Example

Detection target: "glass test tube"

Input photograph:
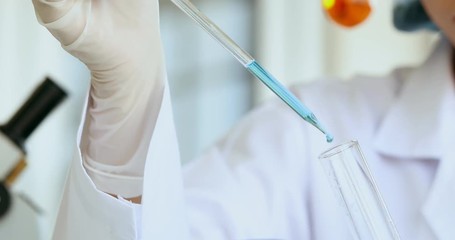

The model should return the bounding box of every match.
[319,140,401,240]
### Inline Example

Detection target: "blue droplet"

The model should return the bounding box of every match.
[326,134,334,143]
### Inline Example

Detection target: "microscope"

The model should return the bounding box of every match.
[0,77,66,238]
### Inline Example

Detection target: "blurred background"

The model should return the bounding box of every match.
[0,0,437,239]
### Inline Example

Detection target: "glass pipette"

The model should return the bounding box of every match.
[171,0,334,142]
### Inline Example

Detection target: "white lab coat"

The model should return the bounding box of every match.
[53,39,455,240]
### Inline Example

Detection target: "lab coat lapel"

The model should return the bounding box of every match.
[412,42,455,240]
[373,40,451,160]
[422,93,455,240]
[374,38,455,239]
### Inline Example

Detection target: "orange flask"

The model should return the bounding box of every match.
[322,0,372,27]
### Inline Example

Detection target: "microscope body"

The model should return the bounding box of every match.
[0,78,66,239]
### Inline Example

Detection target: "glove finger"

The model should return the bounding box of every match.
[32,0,76,23]
[32,0,90,46]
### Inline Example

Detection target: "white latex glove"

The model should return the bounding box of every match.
[33,0,166,198]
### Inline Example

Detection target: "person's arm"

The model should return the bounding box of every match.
[33,0,163,202]
[32,1,189,239]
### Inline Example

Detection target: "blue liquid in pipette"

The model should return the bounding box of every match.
[247,61,333,143]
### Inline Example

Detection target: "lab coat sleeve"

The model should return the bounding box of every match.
[52,94,142,240]
[179,79,367,239]
[53,146,140,240]
[180,100,315,239]
[53,81,187,240]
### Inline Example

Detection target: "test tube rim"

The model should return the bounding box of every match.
[319,140,359,159]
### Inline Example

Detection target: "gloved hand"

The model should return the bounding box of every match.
[32,0,166,198]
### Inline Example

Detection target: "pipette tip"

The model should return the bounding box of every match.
[306,113,334,143]
[325,133,334,143]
